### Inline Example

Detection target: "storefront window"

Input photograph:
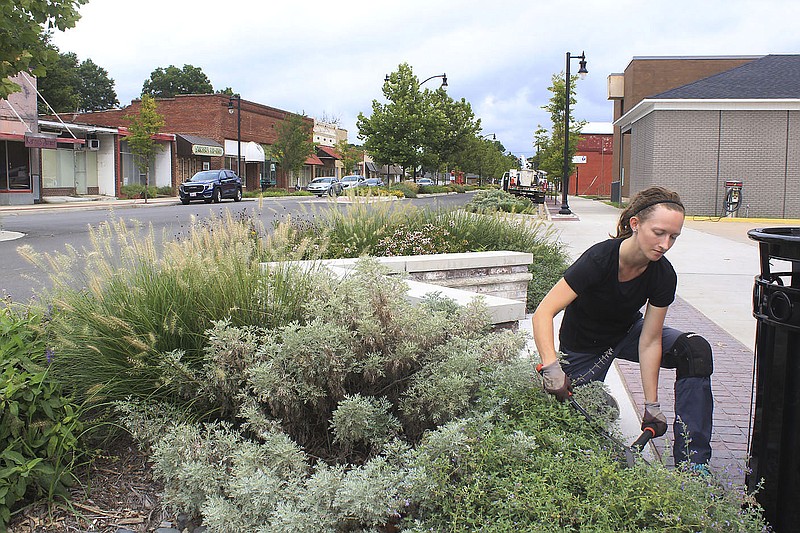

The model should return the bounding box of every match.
[40,148,98,191]
[0,141,31,190]
[120,140,149,186]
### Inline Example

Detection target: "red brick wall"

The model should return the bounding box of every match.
[63,94,313,190]
[570,133,614,196]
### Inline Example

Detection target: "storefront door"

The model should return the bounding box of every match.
[74,151,87,194]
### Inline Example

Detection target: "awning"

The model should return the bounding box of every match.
[305,154,324,166]
[366,162,378,172]
[225,140,265,162]
[176,134,223,157]
[317,145,341,159]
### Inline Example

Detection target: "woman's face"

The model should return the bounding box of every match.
[630,205,685,261]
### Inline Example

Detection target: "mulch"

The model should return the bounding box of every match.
[8,434,172,533]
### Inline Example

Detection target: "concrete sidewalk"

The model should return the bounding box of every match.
[539,195,795,481]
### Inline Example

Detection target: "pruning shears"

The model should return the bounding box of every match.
[536,363,653,467]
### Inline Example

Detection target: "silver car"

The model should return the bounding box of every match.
[340,175,364,189]
[307,177,343,196]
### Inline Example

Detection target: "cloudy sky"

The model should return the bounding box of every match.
[51,0,800,159]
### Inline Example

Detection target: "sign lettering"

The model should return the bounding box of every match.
[192,144,224,157]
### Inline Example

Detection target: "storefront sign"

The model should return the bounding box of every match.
[192,144,224,157]
[24,134,58,149]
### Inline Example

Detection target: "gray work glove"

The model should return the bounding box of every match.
[642,402,668,438]
[538,361,572,402]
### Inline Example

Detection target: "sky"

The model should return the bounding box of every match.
[51,0,800,160]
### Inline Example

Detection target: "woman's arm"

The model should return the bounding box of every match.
[639,303,668,403]
[532,278,578,366]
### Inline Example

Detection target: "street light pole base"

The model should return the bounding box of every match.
[558,206,572,215]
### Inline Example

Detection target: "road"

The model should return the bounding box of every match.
[0,194,473,303]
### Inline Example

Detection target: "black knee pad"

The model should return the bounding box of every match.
[670,332,713,379]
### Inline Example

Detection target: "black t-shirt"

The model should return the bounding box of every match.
[559,238,677,352]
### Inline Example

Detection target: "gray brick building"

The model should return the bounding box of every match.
[613,55,800,218]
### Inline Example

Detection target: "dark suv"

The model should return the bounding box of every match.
[179,169,243,204]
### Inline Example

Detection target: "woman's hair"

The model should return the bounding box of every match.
[614,186,684,239]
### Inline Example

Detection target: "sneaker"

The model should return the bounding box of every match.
[689,463,711,477]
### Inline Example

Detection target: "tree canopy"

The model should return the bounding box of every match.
[334,140,363,176]
[536,72,585,184]
[38,47,118,113]
[0,0,87,99]
[357,63,481,178]
[141,64,214,98]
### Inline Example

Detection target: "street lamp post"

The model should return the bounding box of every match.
[559,51,588,215]
[228,94,242,176]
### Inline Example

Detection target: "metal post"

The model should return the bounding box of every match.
[236,96,241,176]
[559,52,573,215]
[559,51,587,215]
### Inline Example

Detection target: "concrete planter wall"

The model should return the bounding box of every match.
[266,251,533,329]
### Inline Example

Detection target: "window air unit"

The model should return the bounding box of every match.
[88,138,100,150]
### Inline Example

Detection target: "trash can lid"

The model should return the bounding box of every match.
[749,227,800,262]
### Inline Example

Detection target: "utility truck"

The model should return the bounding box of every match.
[501,168,547,204]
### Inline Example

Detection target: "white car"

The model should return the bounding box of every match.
[340,175,364,189]
[417,178,435,186]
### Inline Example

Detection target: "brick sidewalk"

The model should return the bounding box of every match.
[617,295,755,482]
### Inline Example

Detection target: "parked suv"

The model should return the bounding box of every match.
[179,169,243,204]
[307,176,343,197]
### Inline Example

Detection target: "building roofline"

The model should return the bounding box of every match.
[614,97,800,132]
[624,55,764,72]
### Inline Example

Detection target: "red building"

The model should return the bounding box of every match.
[570,122,613,197]
[59,94,318,191]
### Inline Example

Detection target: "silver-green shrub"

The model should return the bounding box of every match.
[116,257,529,530]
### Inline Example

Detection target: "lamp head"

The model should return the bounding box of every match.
[578,52,588,80]
[385,74,390,82]
[228,97,235,114]
[441,73,448,87]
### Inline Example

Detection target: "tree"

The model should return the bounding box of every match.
[334,140,362,176]
[423,89,480,171]
[37,49,81,113]
[78,58,118,111]
[538,72,585,187]
[38,47,118,113]
[357,63,424,176]
[125,94,165,203]
[358,63,481,180]
[141,64,213,98]
[0,0,87,99]
[271,113,315,186]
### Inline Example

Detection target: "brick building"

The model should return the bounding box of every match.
[571,122,613,197]
[607,56,760,200]
[613,54,800,218]
[62,94,319,191]
[0,72,40,205]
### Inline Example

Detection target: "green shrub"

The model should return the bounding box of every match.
[392,183,417,198]
[404,381,767,532]
[465,189,535,214]
[115,260,527,529]
[119,183,168,199]
[0,305,84,529]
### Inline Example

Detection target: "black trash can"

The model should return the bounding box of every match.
[747,227,800,531]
